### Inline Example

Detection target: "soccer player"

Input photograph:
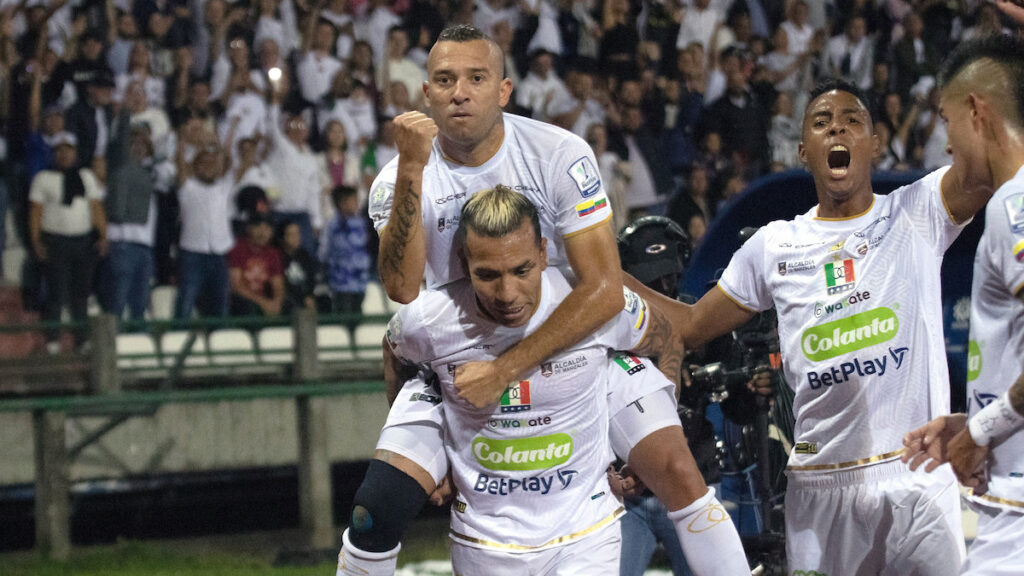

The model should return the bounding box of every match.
[901,35,1024,575]
[348,23,748,576]
[338,187,743,574]
[660,75,993,574]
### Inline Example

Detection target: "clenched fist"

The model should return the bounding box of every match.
[394,111,439,168]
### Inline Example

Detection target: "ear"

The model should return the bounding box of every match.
[539,237,548,270]
[871,132,880,159]
[798,141,807,166]
[422,80,430,108]
[458,245,469,277]
[498,77,513,108]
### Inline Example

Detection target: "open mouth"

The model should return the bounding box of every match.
[827,145,851,177]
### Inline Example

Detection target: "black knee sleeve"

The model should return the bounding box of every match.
[348,459,431,553]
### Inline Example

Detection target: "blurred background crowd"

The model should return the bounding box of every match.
[0,0,1020,351]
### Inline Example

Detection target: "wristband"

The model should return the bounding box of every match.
[968,391,1024,447]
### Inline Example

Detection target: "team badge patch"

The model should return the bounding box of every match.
[1014,239,1024,263]
[567,157,602,197]
[614,355,646,375]
[825,259,856,295]
[1006,193,1024,234]
[500,381,532,413]
[575,197,608,217]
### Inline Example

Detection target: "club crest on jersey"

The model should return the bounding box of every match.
[500,381,532,413]
[1014,239,1024,263]
[1006,193,1024,233]
[824,259,856,295]
[575,197,608,217]
[567,157,601,197]
[614,355,646,375]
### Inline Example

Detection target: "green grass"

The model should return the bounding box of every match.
[2,518,452,576]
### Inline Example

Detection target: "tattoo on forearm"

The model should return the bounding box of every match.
[636,305,685,387]
[380,183,420,281]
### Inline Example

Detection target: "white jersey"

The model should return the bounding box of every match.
[719,167,966,469]
[386,269,649,550]
[368,113,613,289]
[967,164,1024,509]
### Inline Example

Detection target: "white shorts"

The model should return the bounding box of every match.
[605,355,680,461]
[961,501,1024,575]
[377,356,678,487]
[376,376,447,485]
[450,516,621,576]
[785,458,965,576]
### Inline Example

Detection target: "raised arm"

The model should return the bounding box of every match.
[376,111,437,303]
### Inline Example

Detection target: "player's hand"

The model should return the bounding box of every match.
[394,111,437,168]
[946,427,990,487]
[747,367,774,397]
[901,413,967,473]
[994,0,1024,27]
[429,473,456,506]
[453,361,509,408]
[607,464,645,498]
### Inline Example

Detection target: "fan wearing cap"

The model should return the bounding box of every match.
[28,131,108,353]
[65,69,115,174]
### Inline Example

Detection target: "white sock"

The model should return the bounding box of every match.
[336,528,401,576]
[666,487,750,576]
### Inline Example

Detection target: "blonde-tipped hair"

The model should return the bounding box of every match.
[458,185,541,248]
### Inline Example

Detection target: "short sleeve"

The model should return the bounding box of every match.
[994,191,1024,297]
[717,227,773,312]
[28,172,50,204]
[368,158,399,233]
[384,299,430,365]
[82,169,104,200]
[590,286,650,351]
[891,166,966,255]
[547,135,613,238]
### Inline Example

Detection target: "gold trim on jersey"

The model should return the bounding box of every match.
[449,506,625,550]
[562,213,613,239]
[715,284,757,313]
[786,448,904,471]
[813,197,876,221]
[973,492,1024,510]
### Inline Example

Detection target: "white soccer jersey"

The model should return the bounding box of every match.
[386,269,648,550]
[719,167,966,469]
[368,113,613,289]
[967,164,1024,509]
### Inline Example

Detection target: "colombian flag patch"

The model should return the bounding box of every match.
[575,197,608,217]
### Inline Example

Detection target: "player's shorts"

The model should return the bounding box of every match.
[449,515,621,575]
[606,354,681,462]
[785,458,965,576]
[961,501,1024,575]
[375,376,447,485]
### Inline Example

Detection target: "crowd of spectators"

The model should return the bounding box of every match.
[0,0,1021,349]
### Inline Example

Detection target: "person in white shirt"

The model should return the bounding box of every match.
[674,0,722,63]
[28,131,107,352]
[339,186,744,575]
[296,19,343,105]
[514,48,570,122]
[344,24,749,576]
[901,35,1024,576]
[823,16,874,91]
[668,76,992,574]
[265,82,322,256]
[377,26,426,111]
[174,126,238,319]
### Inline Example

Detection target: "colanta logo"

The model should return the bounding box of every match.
[472,433,574,471]
[967,340,982,382]
[801,307,899,361]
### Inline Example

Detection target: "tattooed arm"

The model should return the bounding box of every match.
[377,112,438,303]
